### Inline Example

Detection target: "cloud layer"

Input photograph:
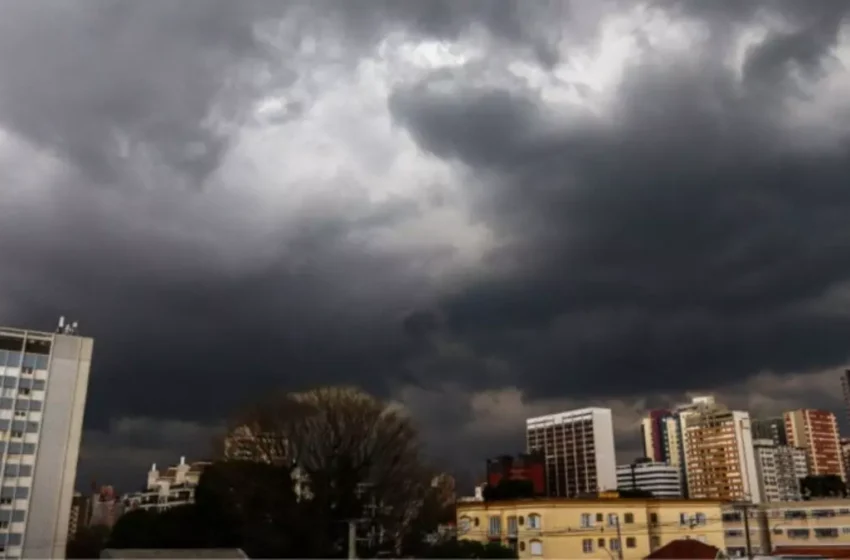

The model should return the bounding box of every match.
[1,0,850,489]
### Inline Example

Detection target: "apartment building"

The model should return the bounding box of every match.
[67,492,91,538]
[616,460,682,498]
[785,409,845,480]
[722,498,850,557]
[640,410,673,463]
[752,439,805,503]
[457,497,725,559]
[0,322,93,559]
[678,399,760,503]
[526,408,617,497]
[122,458,209,513]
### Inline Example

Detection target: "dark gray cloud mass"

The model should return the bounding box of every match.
[1,0,850,490]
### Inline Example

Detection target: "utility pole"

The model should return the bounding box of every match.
[614,515,624,560]
[348,520,357,560]
[737,503,754,560]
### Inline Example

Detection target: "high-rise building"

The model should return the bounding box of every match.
[67,492,91,539]
[752,418,788,446]
[752,439,804,502]
[640,410,672,463]
[526,408,617,497]
[486,454,546,496]
[784,409,845,480]
[0,321,93,559]
[677,398,761,503]
[616,459,682,498]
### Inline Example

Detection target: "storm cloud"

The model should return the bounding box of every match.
[1,0,850,489]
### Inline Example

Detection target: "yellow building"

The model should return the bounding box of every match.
[722,498,850,556]
[457,498,725,559]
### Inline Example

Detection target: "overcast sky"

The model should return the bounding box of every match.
[2,0,850,492]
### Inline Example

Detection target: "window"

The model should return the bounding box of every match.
[519,542,525,552]
[694,512,707,526]
[0,521,7,529]
[725,530,744,538]
[624,512,634,524]
[529,540,543,556]
[580,513,592,528]
[10,432,21,439]
[459,516,471,532]
[598,538,605,548]
[607,513,618,526]
[0,498,10,506]
[17,389,29,397]
[596,513,603,522]
[626,537,636,548]
[474,517,479,527]
[610,538,620,551]
[727,547,746,557]
[650,512,659,525]
[787,529,810,539]
[12,412,24,419]
[650,536,661,549]
[679,513,689,526]
[527,514,541,529]
[582,539,593,553]
[815,528,839,538]
[488,516,501,537]
[773,528,784,535]
[519,516,525,525]
[507,516,518,536]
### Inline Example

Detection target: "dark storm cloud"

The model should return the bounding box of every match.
[388,4,850,399]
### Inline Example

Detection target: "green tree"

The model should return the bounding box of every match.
[801,474,847,498]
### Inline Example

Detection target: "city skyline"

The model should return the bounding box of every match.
[2,0,850,492]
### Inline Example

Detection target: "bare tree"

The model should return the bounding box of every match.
[222,386,429,552]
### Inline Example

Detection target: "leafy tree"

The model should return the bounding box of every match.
[421,539,518,558]
[66,524,110,558]
[617,488,654,498]
[801,474,847,498]
[483,479,535,501]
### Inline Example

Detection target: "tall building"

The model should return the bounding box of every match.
[616,459,682,498]
[526,408,616,497]
[677,398,761,503]
[752,417,788,446]
[640,410,673,463]
[784,409,845,480]
[486,454,545,496]
[752,439,804,503]
[0,321,93,559]
[88,486,122,528]
[67,492,92,538]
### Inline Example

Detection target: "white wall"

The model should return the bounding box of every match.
[592,409,617,492]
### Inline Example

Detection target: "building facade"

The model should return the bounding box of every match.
[0,323,93,559]
[457,497,725,559]
[486,454,546,496]
[752,439,804,503]
[526,408,617,497]
[678,399,761,503]
[122,458,209,513]
[67,492,92,538]
[89,486,123,528]
[722,498,850,556]
[616,460,682,498]
[785,409,845,480]
[752,417,788,446]
[640,410,672,463]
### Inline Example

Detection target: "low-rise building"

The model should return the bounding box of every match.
[722,498,850,557]
[122,457,209,513]
[616,460,682,498]
[456,497,725,559]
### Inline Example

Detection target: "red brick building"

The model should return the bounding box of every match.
[785,409,845,480]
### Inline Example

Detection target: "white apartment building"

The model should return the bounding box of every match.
[0,322,93,559]
[526,408,617,497]
[616,460,682,498]
[122,457,209,513]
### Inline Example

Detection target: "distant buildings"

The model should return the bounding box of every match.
[526,408,617,497]
[752,438,806,503]
[485,454,545,496]
[640,410,674,463]
[785,409,845,480]
[616,459,682,498]
[0,321,93,559]
[89,486,123,528]
[67,492,92,538]
[752,417,788,446]
[122,457,209,513]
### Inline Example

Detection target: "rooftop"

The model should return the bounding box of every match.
[645,539,724,559]
[457,497,726,510]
